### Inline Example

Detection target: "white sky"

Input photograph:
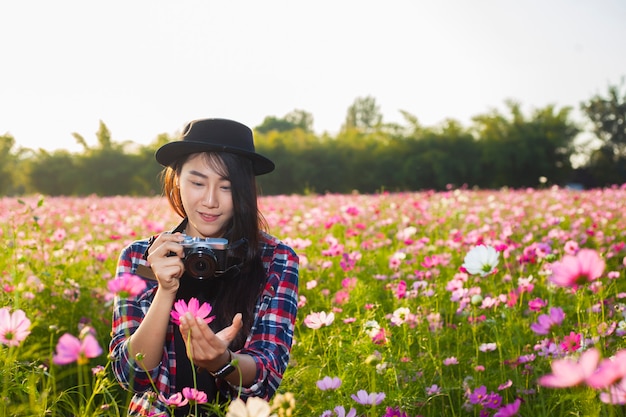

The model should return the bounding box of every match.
[1,0,625,153]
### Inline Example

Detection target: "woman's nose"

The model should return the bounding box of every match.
[202,188,219,208]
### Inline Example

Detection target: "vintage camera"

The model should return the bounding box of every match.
[179,235,230,279]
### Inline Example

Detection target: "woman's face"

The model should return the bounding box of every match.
[178,153,234,238]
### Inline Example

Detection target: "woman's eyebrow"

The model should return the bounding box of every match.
[188,169,229,180]
[188,170,208,178]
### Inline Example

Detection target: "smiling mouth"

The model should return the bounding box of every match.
[199,212,219,222]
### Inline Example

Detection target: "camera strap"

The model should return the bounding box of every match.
[218,237,247,277]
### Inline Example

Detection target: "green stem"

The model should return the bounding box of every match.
[1,346,14,417]
[185,330,199,417]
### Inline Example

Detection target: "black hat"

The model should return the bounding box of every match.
[155,118,275,175]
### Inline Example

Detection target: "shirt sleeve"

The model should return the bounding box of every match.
[230,241,299,400]
[109,240,173,396]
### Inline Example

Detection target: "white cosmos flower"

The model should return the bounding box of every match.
[363,320,381,338]
[303,311,335,329]
[462,245,500,277]
[226,397,277,417]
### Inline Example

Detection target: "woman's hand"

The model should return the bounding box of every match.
[179,313,243,370]
[146,232,185,294]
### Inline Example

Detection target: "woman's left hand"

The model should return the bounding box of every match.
[179,313,243,370]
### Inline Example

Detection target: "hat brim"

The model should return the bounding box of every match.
[155,141,275,175]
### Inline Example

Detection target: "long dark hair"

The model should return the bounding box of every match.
[161,152,268,349]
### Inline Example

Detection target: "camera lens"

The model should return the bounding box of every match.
[185,250,218,279]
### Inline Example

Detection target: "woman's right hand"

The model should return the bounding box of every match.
[146,232,185,293]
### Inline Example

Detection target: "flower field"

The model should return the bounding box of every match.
[2,187,626,417]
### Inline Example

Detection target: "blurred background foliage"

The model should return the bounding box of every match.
[1,80,625,196]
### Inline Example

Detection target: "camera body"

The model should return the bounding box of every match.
[180,235,230,279]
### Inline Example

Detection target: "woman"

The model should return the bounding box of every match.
[109,118,299,416]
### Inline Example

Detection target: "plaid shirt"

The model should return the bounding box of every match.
[109,232,299,416]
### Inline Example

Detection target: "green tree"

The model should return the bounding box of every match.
[343,96,383,132]
[0,134,18,195]
[580,79,626,185]
[472,101,578,188]
[73,121,145,196]
[255,109,314,134]
[29,150,81,195]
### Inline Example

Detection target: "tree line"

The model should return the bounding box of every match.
[1,80,625,197]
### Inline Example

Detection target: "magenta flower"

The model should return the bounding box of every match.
[493,398,521,417]
[351,389,386,405]
[467,385,489,405]
[303,311,335,329]
[171,297,215,326]
[158,392,189,408]
[371,327,389,345]
[383,406,410,417]
[316,376,342,391]
[549,248,605,289]
[560,332,581,353]
[182,387,208,404]
[53,333,103,365]
[528,298,547,312]
[538,348,600,388]
[394,280,407,299]
[530,307,565,335]
[0,307,31,347]
[107,273,147,299]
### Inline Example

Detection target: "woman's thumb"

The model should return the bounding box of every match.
[217,313,243,341]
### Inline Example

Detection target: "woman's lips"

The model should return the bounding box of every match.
[199,212,219,222]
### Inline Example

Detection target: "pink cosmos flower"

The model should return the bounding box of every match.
[351,389,386,405]
[0,307,31,347]
[316,376,342,391]
[585,349,626,389]
[334,289,350,305]
[371,327,389,345]
[426,384,441,395]
[563,240,579,255]
[479,343,497,352]
[107,273,147,299]
[600,378,626,405]
[52,228,66,241]
[443,357,459,366]
[537,348,600,388]
[530,307,565,335]
[53,333,103,365]
[498,380,513,390]
[171,297,215,326]
[303,311,335,329]
[333,406,357,417]
[157,392,189,408]
[549,248,605,289]
[182,387,208,404]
